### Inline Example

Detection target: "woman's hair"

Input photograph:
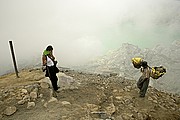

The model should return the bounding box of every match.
[142,61,148,68]
[46,45,53,51]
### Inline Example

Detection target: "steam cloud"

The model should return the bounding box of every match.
[0,0,180,75]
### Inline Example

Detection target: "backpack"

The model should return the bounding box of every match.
[150,66,166,79]
[132,57,143,69]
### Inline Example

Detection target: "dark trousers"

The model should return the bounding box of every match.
[137,76,149,96]
[46,66,58,91]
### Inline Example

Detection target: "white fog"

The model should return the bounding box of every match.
[0,0,180,75]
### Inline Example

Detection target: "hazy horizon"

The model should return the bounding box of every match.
[0,0,180,75]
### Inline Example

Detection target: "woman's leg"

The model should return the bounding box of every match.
[48,66,58,91]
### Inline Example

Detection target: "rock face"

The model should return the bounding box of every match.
[76,41,180,94]
[0,69,180,120]
[3,106,17,116]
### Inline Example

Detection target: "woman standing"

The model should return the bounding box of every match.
[42,45,59,92]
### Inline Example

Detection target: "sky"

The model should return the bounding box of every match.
[0,0,180,75]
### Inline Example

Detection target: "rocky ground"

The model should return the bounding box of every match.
[0,68,180,120]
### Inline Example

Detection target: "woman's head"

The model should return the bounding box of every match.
[46,45,53,51]
[142,61,148,68]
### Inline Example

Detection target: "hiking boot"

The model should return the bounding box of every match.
[55,90,60,93]
[52,91,57,97]
[139,94,145,98]
[55,87,60,93]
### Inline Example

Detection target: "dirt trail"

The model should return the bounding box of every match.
[0,68,180,120]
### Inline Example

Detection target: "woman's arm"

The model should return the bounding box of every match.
[42,55,47,66]
[49,51,55,60]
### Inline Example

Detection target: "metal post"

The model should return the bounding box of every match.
[9,41,19,78]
